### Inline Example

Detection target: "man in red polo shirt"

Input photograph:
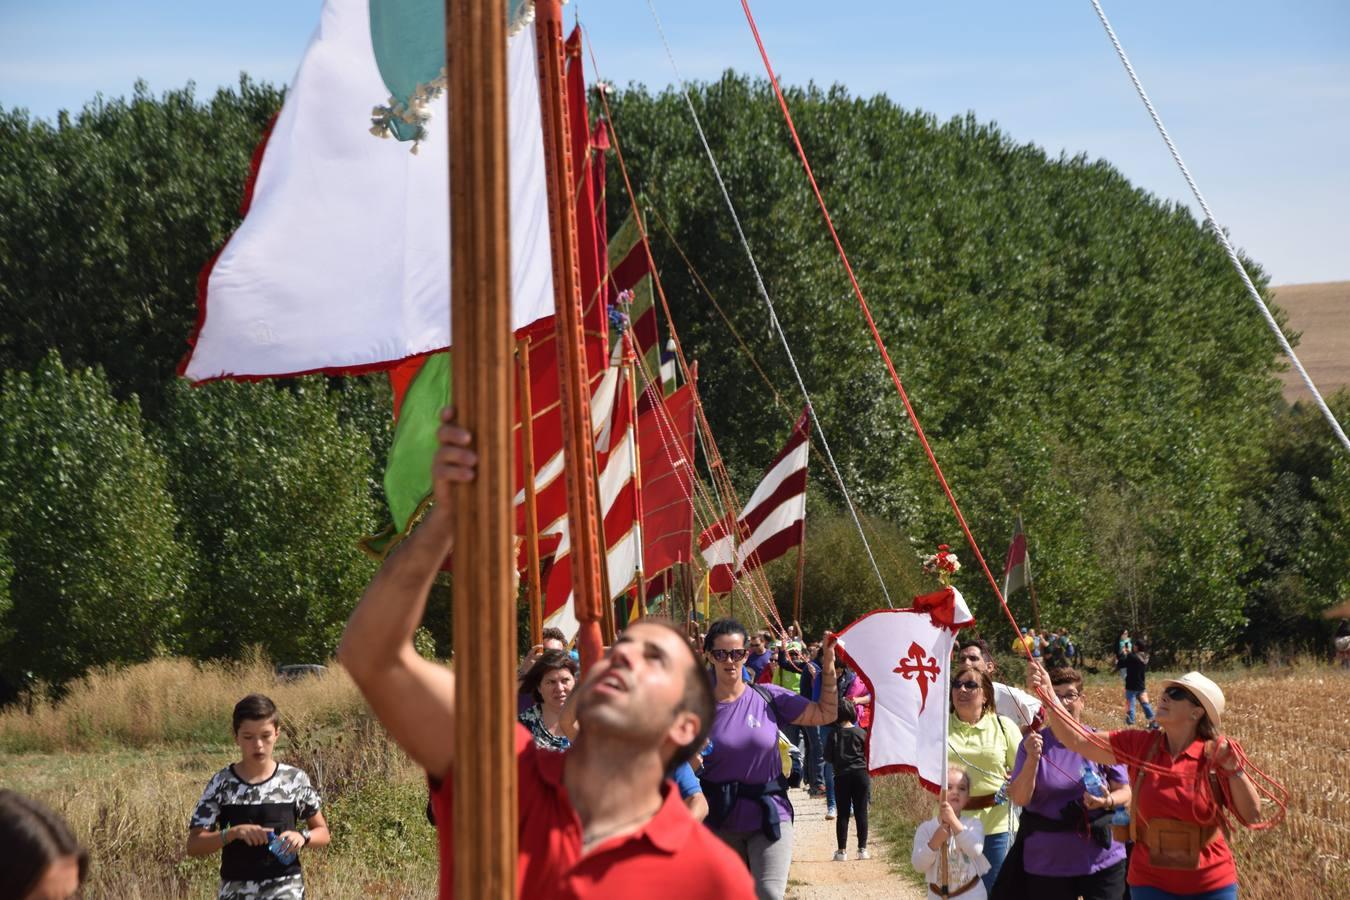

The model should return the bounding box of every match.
[338,408,754,899]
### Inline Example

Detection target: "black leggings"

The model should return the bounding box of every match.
[834,770,871,850]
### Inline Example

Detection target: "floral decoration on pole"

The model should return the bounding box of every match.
[921,543,960,586]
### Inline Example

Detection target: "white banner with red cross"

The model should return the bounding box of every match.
[834,586,974,791]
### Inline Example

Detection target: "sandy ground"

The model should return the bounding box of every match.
[785,784,925,900]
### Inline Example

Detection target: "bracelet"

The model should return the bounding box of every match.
[221,825,230,844]
[1225,767,1245,778]
[302,831,312,846]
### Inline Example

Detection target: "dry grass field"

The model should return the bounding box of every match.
[1271,281,1350,403]
[2,656,1347,898]
[0,655,437,898]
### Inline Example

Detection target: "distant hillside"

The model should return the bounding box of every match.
[1273,281,1350,403]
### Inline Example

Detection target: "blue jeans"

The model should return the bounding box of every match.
[1126,690,1155,725]
[804,725,823,788]
[1130,885,1237,900]
[981,829,1011,892]
[820,725,836,810]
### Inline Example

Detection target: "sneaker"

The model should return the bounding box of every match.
[825,808,837,820]
[857,848,870,860]
[808,786,827,798]
[832,850,848,862]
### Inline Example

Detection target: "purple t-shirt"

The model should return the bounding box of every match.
[1011,727,1128,877]
[702,683,810,832]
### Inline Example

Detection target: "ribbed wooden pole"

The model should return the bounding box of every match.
[518,338,544,646]
[447,1,515,897]
[534,0,605,669]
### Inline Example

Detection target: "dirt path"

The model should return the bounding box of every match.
[785,784,925,900]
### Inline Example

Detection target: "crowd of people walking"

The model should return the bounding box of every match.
[0,410,1289,900]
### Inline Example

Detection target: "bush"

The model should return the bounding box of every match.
[0,354,189,695]
[161,378,378,663]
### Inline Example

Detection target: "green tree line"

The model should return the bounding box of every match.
[0,76,1346,697]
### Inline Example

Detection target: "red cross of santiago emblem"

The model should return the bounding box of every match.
[893,641,940,713]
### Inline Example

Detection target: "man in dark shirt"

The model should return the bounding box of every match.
[1122,638,1156,727]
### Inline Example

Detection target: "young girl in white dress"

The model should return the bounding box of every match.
[911,766,991,900]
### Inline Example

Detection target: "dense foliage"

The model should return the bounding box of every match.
[603,74,1329,655]
[0,74,1346,690]
[160,378,378,662]
[0,355,189,692]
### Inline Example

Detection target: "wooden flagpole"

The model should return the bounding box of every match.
[446,0,515,895]
[534,0,606,669]
[624,333,647,622]
[791,519,807,626]
[517,337,544,646]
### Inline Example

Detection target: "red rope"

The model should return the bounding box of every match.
[734,0,1289,820]
[736,0,1022,646]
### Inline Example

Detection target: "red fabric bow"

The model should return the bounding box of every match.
[911,586,959,630]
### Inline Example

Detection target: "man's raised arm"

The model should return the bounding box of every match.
[337,409,475,780]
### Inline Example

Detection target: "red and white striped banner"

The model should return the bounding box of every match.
[699,408,810,594]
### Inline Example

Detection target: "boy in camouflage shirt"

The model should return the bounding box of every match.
[187,694,329,898]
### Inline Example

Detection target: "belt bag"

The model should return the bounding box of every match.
[1139,817,1219,869]
[964,793,997,810]
[929,876,981,898]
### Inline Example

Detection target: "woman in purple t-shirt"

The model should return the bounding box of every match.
[1001,666,1130,900]
[699,618,840,900]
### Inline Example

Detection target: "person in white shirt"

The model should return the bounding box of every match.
[955,640,1041,732]
[912,766,990,900]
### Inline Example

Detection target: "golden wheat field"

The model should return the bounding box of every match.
[2,656,1347,899]
[1063,662,1350,899]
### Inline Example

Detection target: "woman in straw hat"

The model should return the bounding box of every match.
[1030,666,1262,900]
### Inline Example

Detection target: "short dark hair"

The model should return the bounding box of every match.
[232,694,279,734]
[836,698,857,725]
[519,649,579,704]
[0,789,89,896]
[958,638,991,661]
[1135,638,1150,653]
[703,618,748,652]
[1048,667,1083,691]
[631,619,715,773]
[541,626,567,645]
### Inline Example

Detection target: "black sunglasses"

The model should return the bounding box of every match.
[1163,686,1198,704]
[710,648,749,662]
[952,679,981,692]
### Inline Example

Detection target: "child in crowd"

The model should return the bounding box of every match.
[186,694,330,899]
[826,699,871,861]
[912,766,990,900]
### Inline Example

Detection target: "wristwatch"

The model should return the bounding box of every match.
[301,830,312,846]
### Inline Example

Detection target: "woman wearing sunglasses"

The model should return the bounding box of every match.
[699,618,840,900]
[995,666,1130,900]
[948,663,1022,892]
[1031,666,1263,900]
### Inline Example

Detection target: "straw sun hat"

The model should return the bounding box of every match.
[1157,671,1225,731]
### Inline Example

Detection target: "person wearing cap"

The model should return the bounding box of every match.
[1030,666,1263,900]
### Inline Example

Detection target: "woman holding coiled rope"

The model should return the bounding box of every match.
[1030,666,1262,900]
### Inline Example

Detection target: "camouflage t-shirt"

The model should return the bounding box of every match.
[190,762,321,899]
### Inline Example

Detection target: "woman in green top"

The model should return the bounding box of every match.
[947,663,1021,891]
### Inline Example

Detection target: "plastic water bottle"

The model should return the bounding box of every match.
[266,831,298,865]
[1081,762,1107,798]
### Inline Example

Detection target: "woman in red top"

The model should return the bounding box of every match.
[1031,668,1262,900]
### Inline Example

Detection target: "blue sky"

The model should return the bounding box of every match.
[3,0,1347,284]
